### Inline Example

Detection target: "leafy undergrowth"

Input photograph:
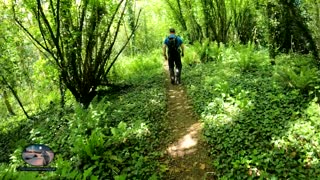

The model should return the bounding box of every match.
[183,44,320,179]
[0,51,167,179]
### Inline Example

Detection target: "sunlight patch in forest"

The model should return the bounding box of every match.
[201,97,244,127]
[270,101,320,168]
[166,122,202,157]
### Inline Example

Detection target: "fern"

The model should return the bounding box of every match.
[274,56,320,94]
[193,39,211,62]
[236,42,263,72]
[208,41,224,62]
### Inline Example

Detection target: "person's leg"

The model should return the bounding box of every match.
[175,55,182,84]
[168,55,175,84]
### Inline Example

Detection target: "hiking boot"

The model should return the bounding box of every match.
[170,76,175,84]
[175,77,181,85]
[169,68,175,85]
[171,78,175,84]
[170,73,175,84]
[175,68,181,85]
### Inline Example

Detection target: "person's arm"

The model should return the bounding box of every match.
[162,44,167,60]
[181,43,185,57]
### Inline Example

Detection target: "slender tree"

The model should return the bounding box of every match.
[0,2,34,118]
[1,75,30,119]
[127,0,136,55]
[164,0,188,32]
[200,0,231,43]
[183,0,203,43]
[2,90,16,116]
[13,0,141,108]
[266,0,318,62]
[232,0,256,44]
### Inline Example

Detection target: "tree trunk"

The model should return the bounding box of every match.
[314,0,320,46]
[127,0,136,56]
[267,2,276,64]
[184,0,203,43]
[1,76,31,119]
[3,90,15,116]
[59,75,65,109]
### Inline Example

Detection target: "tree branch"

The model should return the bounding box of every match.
[13,6,61,68]
[36,6,51,53]
[36,0,64,64]
[104,9,142,78]
[97,2,128,79]
[95,0,125,71]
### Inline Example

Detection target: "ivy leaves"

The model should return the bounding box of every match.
[183,45,320,178]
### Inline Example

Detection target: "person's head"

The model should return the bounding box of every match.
[169,28,175,34]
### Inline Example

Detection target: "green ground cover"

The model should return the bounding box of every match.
[183,44,320,179]
[0,52,167,179]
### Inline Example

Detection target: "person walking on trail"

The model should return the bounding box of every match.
[41,150,50,166]
[163,28,185,85]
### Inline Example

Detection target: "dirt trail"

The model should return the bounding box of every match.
[162,62,215,180]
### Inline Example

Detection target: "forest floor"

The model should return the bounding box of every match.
[161,61,215,180]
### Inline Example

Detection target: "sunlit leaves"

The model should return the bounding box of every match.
[183,43,320,178]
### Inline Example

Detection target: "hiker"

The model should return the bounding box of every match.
[163,28,185,85]
[41,150,50,166]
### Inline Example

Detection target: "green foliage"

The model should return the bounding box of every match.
[201,0,232,43]
[0,117,30,163]
[192,39,224,63]
[182,45,201,66]
[187,41,268,72]
[30,58,60,105]
[183,44,320,178]
[13,0,143,107]
[266,0,319,59]
[124,0,169,54]
[3,0,320,179]
[110,50,163,85]
[232,0,257,44]
[0,51,166,179]
[274,54,320,94]
[0,1,38,119]
[193,40,210,63]
[234,42,267,73]
[302,0,320,48]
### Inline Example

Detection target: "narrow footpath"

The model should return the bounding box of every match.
[162,62,215,180]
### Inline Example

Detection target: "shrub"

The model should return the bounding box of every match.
[182,45,201,66]
[274,54,320,94]
[193,39,224,63]
[234,42,265,73]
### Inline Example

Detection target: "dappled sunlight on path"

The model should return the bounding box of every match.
[167,122,201,157]
[162,61,215,180]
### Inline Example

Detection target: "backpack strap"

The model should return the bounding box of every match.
[167,35,179,53]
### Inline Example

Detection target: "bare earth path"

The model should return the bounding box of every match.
[162,62,215,180]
